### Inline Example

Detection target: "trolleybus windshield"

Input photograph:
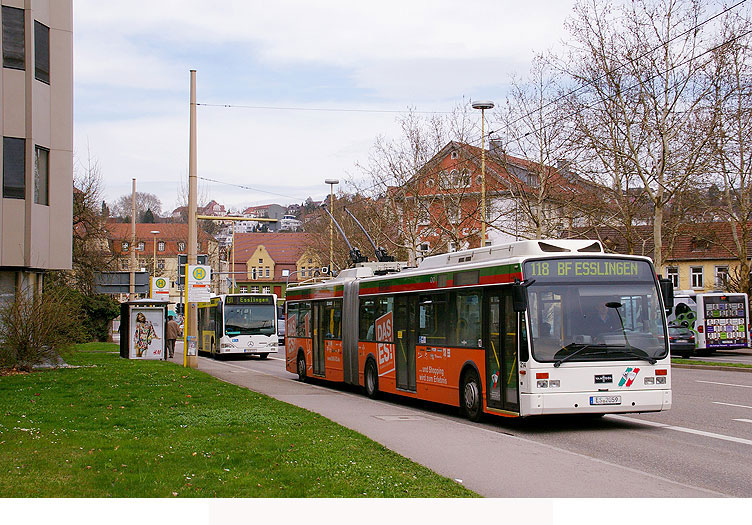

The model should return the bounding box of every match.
[523,258,668,364]
[223,295,276,336]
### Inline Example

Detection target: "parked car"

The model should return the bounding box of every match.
[668,324,695,358]
[278,315,285,347]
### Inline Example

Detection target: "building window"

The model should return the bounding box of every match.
[666,267,679,288]
[265,267,270,277]
[3,137,25,199]
[178,242,185,251]
[263,286,271,294]
[451,151,458,159]
[135,242,144,251]
[691,267,704,289]
[715,266,729,289]
[34,146,49,205]
[258,258,263,264]
[158,241,165,252]
[157,259,165,270]
[251,286,259,293]
[34,21,49,84]
[251,268,257,280]
[282,269,290,277]
[121,242,129,251]
[239,286,247,294]
[2,6,24,70]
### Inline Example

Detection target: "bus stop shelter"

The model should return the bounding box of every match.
[119,299,169,360]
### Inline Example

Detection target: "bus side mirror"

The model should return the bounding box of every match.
[513,279,535,312]
[659,278,674,310]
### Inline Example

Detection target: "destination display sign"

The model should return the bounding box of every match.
[524,258,654,282]
[225,295,275,305]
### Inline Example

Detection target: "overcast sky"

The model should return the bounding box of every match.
[74,0,579,213]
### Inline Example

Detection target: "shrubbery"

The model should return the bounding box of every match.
[0,281,119,371]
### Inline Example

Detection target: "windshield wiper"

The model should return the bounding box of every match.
[554,343,601,368]
[612,346,657,365]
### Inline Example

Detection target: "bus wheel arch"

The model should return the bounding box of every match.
[296,349,307,382]
[364,356,379,399]
[459,362,483,422]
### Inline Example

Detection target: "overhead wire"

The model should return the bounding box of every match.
[195,2,752,233]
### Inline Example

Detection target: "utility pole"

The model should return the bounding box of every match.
[185,69,199,369]
[129,178,136,299]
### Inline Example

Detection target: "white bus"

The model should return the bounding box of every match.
[669,291,750,356]
[286,239,673,419]
[197,293,279,359]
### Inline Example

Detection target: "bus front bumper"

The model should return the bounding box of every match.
[519,389,672,416]
[219,344,279,355]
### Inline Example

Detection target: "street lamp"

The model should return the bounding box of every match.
[150,230,160,275]
[324,179,339,271]
[472,100,494,247]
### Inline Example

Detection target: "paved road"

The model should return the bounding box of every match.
[164,344,752,497]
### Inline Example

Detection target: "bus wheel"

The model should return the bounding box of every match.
[296,353,307,382]
[461,369,483,422]
[364,359,379,399]
[258,353,269,360]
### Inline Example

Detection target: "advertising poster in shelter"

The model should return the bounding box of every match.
[129,306,164,359]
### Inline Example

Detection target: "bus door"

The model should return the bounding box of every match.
[394,295,417,391]
[312,302,326,376]
[485,290,519,412]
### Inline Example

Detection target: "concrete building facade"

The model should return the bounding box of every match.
[0,1,72,300]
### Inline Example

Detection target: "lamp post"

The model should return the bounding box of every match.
[150,230,160,275]
[324,179,339,271]
[472,100,494,247]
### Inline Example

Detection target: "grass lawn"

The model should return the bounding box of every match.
[0,343,476,498]
[671,356,752,369]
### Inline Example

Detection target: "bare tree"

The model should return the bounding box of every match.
[110,191,164,222]
[67,153,115,293]
[495,56,584,239]
[706,13,752,293]
[351,105,481,264]
[562,0,721,268]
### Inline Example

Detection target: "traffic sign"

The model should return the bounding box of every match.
[177,254,208,286]
[187,264,211,302]
[150,277,170,301]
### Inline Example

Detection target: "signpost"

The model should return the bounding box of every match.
[150,277,170,301]
[187,264,211,303]
[94,271,149,295]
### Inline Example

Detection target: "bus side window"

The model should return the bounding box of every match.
[298,302,311,338]
[453,291,481,347]
[360,298,375,341]
[287,303,298,337]
[418,293,448,346]
[324,299,342,340]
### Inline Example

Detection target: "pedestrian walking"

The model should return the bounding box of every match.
[166,315,179,358]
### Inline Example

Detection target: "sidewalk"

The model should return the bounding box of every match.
[167,342,716,497]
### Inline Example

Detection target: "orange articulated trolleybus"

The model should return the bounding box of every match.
[285,239,674,420]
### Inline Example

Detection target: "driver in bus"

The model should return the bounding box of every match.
[590,301,620,336]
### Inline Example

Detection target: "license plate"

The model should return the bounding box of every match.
[674,339,687,343]
[590,395,621,405]
[245,348,254,353]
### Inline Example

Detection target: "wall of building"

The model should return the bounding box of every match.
[662,259,738,293]
[0,1,72,300]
